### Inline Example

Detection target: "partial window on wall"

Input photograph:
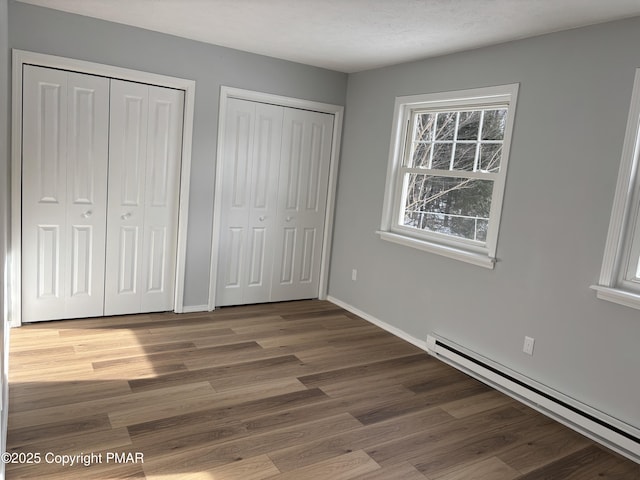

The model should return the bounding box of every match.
[593,68,640,310]
[378,84,519,268]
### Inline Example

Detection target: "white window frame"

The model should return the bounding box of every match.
[378,84,519,268]
[592,68,640,310]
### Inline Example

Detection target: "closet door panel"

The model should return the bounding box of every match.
[216,99,282,306]
[216,99,254,306]
[105,81,183,315]
[65,71,110,318]
[271,108,333,301]
[140,86,184,312]
[243,102,282,304]
[104,80,149,316]
[22,66,68,322]
[22,66,109,322]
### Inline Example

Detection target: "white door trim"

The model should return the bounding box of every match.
[209,86,344,310]
[10,49,196,326]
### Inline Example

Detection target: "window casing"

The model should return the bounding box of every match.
[593,68,640,309]
[379,84,519,268]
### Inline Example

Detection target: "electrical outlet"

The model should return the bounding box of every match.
[523,336,535,356]
[351,269,357,281]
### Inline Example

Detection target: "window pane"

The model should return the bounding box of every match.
[481,109,507,140]
[431,143,453,170]
[411,143,432,168]
[435,112,456,140]
[415,113,436,141]
[452,143,477,171]
[457,111,481,140]
[402,174,493,242]
[479,143,502,172]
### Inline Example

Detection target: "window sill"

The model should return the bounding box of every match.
[590,285,640,310]
[376,230,495,269]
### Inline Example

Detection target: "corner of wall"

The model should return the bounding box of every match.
[1,0,11,477]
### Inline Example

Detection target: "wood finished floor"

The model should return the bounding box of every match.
[6,300,640,479]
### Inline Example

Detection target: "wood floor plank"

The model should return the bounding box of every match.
[352,377,491,425]
[349,461,427,480]
[366,405,530,467]
[496,418,592,474]
[126,387,329,440]
[265,450,381,480]
[75,328,235,353]
[268,407,454,473]
[6,433,143,479]
[439,389,514,419]
[145,454,281,480]
[6,427,133,457]
[126,377,309,446]
[128,354,308,392]
[255,325,382,349]
[296,340,423,372]
[182,345,302,372]
[8,382,216,429]
[514,445,640,479]
[7,460,145,480]
[429,456,520,480]
[7,413,113,448]
[140,413,363,476]
[75,340,198,364]
[91,341,262,375]
[9,379,132,412]
[6,300,638,479]
[411,411,566,478]
[298,352,432,388]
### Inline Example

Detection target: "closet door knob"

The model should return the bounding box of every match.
[121,212,132,220]
[259,216,266,222]
[285,216,293,222]
[81,210,93,218]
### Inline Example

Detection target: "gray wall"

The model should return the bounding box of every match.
[7,0,347,307]
[329,17,640,430]
[1,0,9,466]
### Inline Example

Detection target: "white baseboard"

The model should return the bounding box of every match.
[180,304,210,313]
[326,296,428,351]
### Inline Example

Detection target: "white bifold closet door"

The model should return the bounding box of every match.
[21,65,183,322]
[216,98,333,306]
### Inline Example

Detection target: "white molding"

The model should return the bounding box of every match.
[392,84,519,109]
[376,230,495,269]
[181,304,209,314]
[208,86,344,309]
[591,284,640,310]
[10,49,196,325]
[173,74,196,315]
[326,296,429,351]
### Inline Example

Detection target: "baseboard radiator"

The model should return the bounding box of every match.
[425,334,640,464]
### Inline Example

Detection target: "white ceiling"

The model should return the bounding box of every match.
[17,0,640,73]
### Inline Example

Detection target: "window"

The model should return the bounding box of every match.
[593,68,640,310]
[378,84,519,268]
